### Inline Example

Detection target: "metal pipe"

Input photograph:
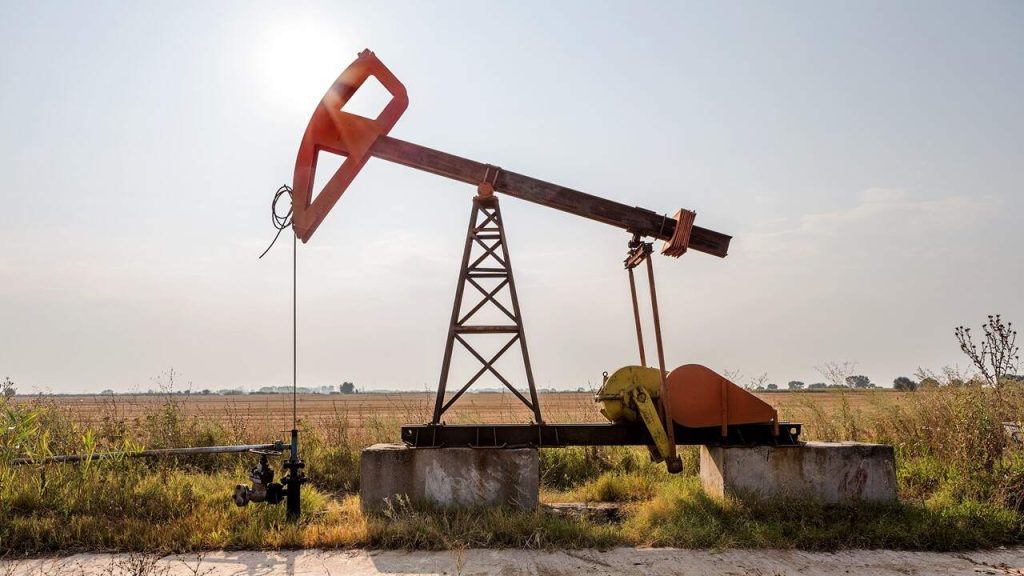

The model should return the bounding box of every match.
[285,428,303,520]
[9,442,287,466]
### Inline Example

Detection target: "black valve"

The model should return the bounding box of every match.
[233,430,305,520]
[233,453,285,507]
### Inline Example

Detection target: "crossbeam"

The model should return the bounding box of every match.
[368,136,732,258]
[401,422,802,449]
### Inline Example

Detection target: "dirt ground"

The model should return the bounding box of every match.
[5,547,1021,576]
[33,389,900,435]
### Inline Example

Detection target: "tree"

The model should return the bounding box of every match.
[955,315,1020,389]
[816,361,856,388]
[723,369,744,386]
[808,382,827,390]
[787,381,805,390]
[340,382,356,394]
[893,376,917,391]
[846,375,872,389]
[1,377,15,397]
[766,383,778,391]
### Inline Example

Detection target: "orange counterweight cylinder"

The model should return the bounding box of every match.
[665,364,779,437]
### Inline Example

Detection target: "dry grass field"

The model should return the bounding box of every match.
[31,389,905,440]
[3,383,1022,554]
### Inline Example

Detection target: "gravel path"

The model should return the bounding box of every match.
[4,548,1024,575]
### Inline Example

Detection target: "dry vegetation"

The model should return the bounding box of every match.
[40,389,893,437]
[1,382,1023,555]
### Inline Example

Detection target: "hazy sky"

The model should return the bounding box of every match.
[1,1,1021,395]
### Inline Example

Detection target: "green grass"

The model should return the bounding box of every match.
[2,382,1024,554]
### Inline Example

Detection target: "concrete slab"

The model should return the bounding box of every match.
[5,548,1023,576]
[701,441,897,504]
[360,443,539,512]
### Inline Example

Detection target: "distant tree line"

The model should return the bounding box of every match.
[80,382,364,396]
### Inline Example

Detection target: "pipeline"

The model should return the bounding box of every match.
[8,442,287,466]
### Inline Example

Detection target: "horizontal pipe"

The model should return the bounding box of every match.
[8,442,287,466]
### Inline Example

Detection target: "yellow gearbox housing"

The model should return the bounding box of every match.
[594,366,673,463]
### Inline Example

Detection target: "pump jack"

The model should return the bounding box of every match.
[289,50,800,473]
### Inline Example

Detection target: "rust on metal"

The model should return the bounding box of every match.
[661,208,696,257]
[400,422,801,448]
[292,50,408,242]
[627,266,647,367]
[293,51,731,258]
[622,239,681,471]
[285,50,795,453]
[369,135,732,257]
[433,196,541,424]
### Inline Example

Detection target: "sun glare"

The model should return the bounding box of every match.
[252,10,358,115]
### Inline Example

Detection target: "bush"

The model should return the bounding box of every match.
[894,376,918,391]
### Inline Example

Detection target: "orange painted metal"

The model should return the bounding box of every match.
[292,50,408,242]
[665,364,779,435]
[661,209,696,257]
[290,51,732,256]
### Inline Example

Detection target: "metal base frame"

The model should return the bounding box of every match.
[402,422,802,449]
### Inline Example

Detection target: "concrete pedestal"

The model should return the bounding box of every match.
[700,442,897,504]
[360,443,539,512]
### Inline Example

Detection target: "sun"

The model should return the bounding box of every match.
[250,9,360,116]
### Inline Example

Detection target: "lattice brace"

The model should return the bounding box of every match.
[459,205,515,326]
[432,197,542,424]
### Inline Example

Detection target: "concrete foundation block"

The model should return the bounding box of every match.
[360,443,539,512]
[700,442,897,504]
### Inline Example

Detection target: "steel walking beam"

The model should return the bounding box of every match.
[291,50,731,260]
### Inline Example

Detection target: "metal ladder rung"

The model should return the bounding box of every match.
[454,325,520,334]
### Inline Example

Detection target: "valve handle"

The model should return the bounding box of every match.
[292,49,408,242]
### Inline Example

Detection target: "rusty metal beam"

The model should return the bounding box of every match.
[400,422,801,449]
[369,136,732,258]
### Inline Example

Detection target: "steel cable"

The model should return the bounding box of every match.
[258,185,294,259]
[258,184,298,432]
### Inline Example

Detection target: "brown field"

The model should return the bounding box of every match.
[27,389,903,439]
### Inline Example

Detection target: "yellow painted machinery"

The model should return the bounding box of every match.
[596,366,675,468]
[597,364,782,473]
